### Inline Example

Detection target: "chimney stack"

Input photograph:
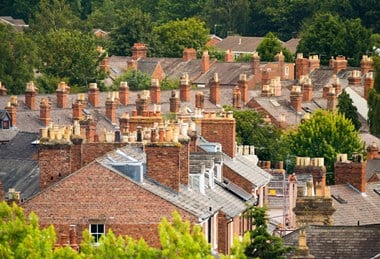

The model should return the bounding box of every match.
[0,82,7,96]
[56,82,68,108]
[202,51,210,73]
[119,81,129,105]
[364,72,374,100]
[150,79,160,104]
[308,55,320,72]
[331,74,341,95]
[5,102,16,127]
[182,48,197,61]
[275,51,284,79]
[195,92,204,109]
[135,91,149,116]
[169,90,181,113]
[302,77,313,102]
[330,56,347,74]
[335,154,366,192]
[87,83,99,107]
[326,87,337,111]
[72,101,83,121]
[232,86,241,109]
[252,52,260,76]
[105,96,118,124]
[225,49,234,62]
[261,69,270,85]
[361,55,373,75]
[25,81,37,110]
[366,142,379,160]
[179,73,190,102]
[39,98,51,126]
[131,43,147,60]
[290,85,303,112]
[238,74,248,103]
[209,73,220,105]
[348,70,361,86]
[295,53,309,80]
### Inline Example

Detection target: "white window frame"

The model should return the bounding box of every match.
[89,223,105,244]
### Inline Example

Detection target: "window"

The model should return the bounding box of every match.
[90,224,105,243]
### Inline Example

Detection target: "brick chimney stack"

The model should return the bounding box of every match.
[330,56,347,74]
[201,111,236,158]
[225,49,234,62]
[366,142,379,160]
[182,48,197,61]
[237,74,248,103]
[331,74,341,95]
[275,51,284,79]
[170,90,180,113]
[150,79,160,104]
[209,73,220,105]
[131,43,147,60]
[56,82,68,108]
[290,85,303,112]
[98,47,109,72]
[25,81,37,110]
[364,72,374,100]
[326,87,337,111]
[5,101,16,127]
[72,101,83,121]
[335,154,366,192]
[302,77,313,102]
[261,69,270,85]
[136,91,149,116]
[119,81,129,105]
[308,55,320,72]
[252,52,260,76]
[361,55,373,75]
[202,51,210,73]
[195,92,204,109]
[39,98,51,126]
[295,53,309,80]
[87,83,99,107]
[348,70,361,86]
[105,95,118,124]
[179,73,190,102]
[0,82,7,96]
[232,86,241,109]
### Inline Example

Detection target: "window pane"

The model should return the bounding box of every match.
[98,224,104,233]
[90,224,97,233]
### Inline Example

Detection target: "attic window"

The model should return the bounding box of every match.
[331,194,348,204]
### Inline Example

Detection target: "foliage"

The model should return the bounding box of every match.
[155,0,206,24]
[236,54,253,63]
[256,32,293,62]
[113,70,151,91]
[161,78,179,91]
[297,13,372,66]
[368,56,380,137]
[244,206,292,259]
[0,24,38,94]
[36,29,107,90]
[153,18,209,58]
[201,45,226,61]
[285,109,363,171]
[159,211,213,258]
[337,89,361,131]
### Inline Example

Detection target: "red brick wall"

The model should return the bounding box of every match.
[217,212,228,254]
[180,84,190,102]
[105,100,117,124]
[335,161,366,192]
[56,90,67,108]
[88,88,99,108]
[81,143,126,166]
[72,102,83,121]
[23,162,197,247]
[25,90,36,110]
[145,144,181,192]
[179,140,189,186]
[119,84,129,105]
[223,165,252,194]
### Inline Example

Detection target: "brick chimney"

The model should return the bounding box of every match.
[202,51,210,73]
[232,86,241,109]
[119,81,129,105]
[225,49,234,62]
[278,114,288,129]
[335,153,366,192]
[145,143,181,192]
[252,52,260,75]
[361,55,373,75]
[135,91,149,116]
[105,97,118,124]
[170,90,181,113]
[131,43,147,60]
[261,69,270,85]
[80,117,97,143]
[366,142,379,160]
[195,91,204,109]
[201,111,236,158]
[302,78,313,102]
[56,82,68,108]
[331,74,341,95]
[25,81,37,110]
[331,56,347,74]
[326,87,337,111]
[179,73,190,102]
[290,85,303,112]
[209,73,220,105]
[275,51,284,79]
[87,83,99,107]
[237,74,248,103]
[5,101,16,127]
[364,72,374,100]
[182,48,197,61]
[308,55,320,72]
[72,101,83,121]
[348,70,361,86]
[0,82,7,96]
[39,98,51,126]
[150,79,160,104]
[295,53,309,80]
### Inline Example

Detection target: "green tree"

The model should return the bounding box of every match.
[368,56,380,137]
[159,211,213,258]
[285,109,363,171]
[244,206,292,259]
[113,70,151,91]
[0,24,38,94]
[256,32,293,62]
[153,18,209,58]
[337,89,361,131]
[36,29,106,89]
[155,0,206,24]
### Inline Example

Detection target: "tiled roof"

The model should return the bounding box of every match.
[0,128,19,142]
[345,86,368,120]
[330,182,380,225]
[215,36,264,53]
[282,38,300,54]
[283,224,380,259]
[366,159,380,181]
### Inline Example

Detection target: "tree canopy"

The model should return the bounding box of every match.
[256,32,293,62]
[285,109,363,172]
[337,89,361,131]
[368,56,380,137]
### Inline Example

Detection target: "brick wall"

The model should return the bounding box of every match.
[223,165,252,194]
[294,197,335,227]
[23,162,197,247]
[25,90,36,110]
[335,161,366,192]
[179,140,189,186]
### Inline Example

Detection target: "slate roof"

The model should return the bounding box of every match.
[282,38,300,54]
[283,224,380,259]
[330,182,380,226]
[215,36,264,53]
[345,86,368,120]
[366,159,380,181]
[0,128,18,142]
